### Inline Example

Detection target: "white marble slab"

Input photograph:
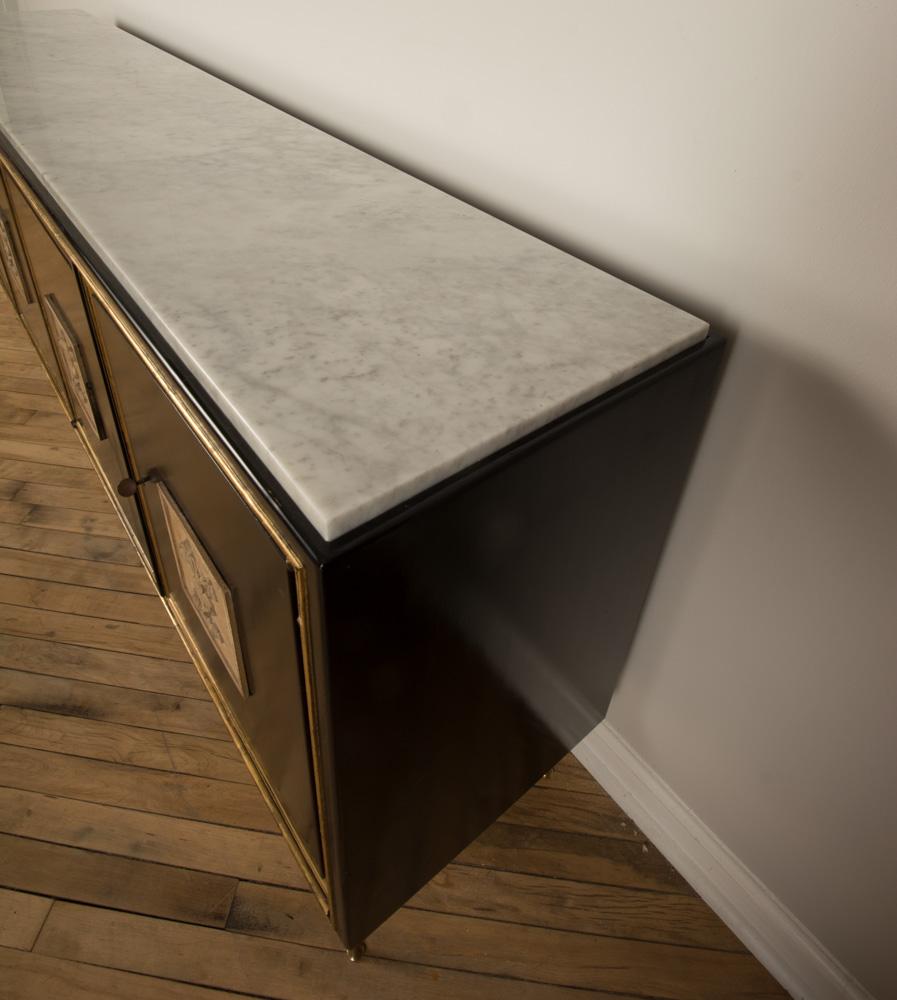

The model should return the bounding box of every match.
[0,11,707,541]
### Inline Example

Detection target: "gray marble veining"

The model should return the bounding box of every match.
[0,11,707,541]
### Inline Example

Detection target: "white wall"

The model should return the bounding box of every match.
[15,2,897,995]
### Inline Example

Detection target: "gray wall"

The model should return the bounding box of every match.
[15,2,897,995]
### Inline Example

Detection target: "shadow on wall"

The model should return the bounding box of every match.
[604,324,897,996]
[628,327,897,689]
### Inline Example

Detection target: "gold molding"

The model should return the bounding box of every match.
[0,149,333,908]
[164,595,330,913]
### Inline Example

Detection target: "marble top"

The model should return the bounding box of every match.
[0,11,707,541]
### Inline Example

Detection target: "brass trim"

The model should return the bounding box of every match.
[0,150,332,904]
[0,207,32,305]
[164,594,330,914]
[290,561,330,887]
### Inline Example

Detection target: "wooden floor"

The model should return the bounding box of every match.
[0,292,790,999]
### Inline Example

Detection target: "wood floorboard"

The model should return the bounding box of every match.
[0,520,141,564]
[0,546,156,595]
[0,887,53,950]
[0,743,278,831]
[0,947,270,1000]
[0,706,251,783]
[0,389,67,413]
[0,457,107,491]
[0,478,111,513]
[0,668,225,737]
[0,633,205,697]
[0,834,236,927]
[0,571,170,626]
[0,405,36,426]
[0,374,57,398]
[0,418,74,444]
[0,293,790,998]
[0,603,191,660]
[229,883,784,1000]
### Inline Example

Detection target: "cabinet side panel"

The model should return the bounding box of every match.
[322,339,724,946]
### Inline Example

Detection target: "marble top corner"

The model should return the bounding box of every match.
[0,11,708,540]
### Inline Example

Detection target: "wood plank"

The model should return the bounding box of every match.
[0,323,30,345]
[0,521,141,565]
[0,458,103,490]
[0,788,303,888]
[0,337,36,351]
[0,375,56,397]
[0,479,109,513]
[0,947,267,1000]
[22,504,127,539]
[457,822,691,895]
[0,498,29,525]
[0,405,36,425]
[0,334,30,351]
[0,707,251,784]
[7,420,73,445]
[0,669,224,738]
[0,437,90,468]
[35,902,618,1000]
[0,389,63,413]
[0,834,236,927]
[230,882,785,1000]
[0,744,277,832]
[411,864,746,952]
[0,437,92,469]
[0,546,155,595]
[0,573,167,627]
[0,362,49,382]
[23,408,70,429]
[0,603,189,661]
[539,755,607,796]
[501,785,646,842]
[0,346,43,371]
[0,633,203,698]
[0,887,52,950]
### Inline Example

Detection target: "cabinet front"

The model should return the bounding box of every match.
[92,301,324,881]
[2,182,151,558]
[0,169,56,388]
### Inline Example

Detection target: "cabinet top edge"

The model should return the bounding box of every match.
[0,11,707,541]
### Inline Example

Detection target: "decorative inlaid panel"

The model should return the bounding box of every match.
[44,294,104,439]
[157,481,248,697]
[0,210,31,304]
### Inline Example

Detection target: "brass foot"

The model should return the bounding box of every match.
[346,942,367,962]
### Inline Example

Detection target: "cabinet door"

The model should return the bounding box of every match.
[0,170,55,384]
[4,184,151,559]
[93,302,324,877]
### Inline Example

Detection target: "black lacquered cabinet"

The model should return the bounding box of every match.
[0,147,724,953]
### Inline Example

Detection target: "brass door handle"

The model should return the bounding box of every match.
[117,474,153,497]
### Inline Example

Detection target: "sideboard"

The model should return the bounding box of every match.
[0,11,724,954]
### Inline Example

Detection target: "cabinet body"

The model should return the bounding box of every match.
[0,147,724,949]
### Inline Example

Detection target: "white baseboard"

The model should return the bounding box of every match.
[573,722,875,1000]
